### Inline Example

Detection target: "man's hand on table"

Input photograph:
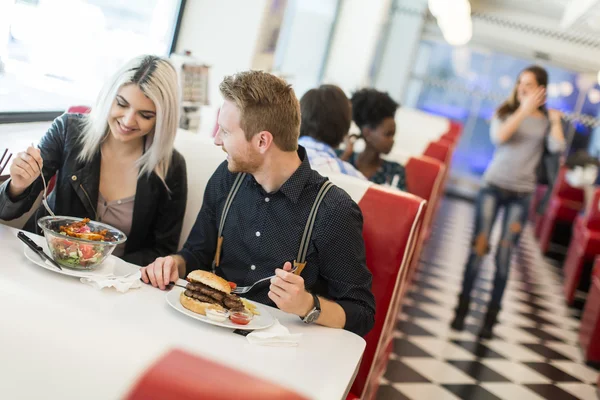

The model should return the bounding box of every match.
[140,255,182,290]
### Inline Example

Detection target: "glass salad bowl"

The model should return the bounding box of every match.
[37,216,127,270]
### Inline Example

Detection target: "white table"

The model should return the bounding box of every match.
[0,225,365,400]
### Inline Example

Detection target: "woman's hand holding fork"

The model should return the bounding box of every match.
[7,146,43,198]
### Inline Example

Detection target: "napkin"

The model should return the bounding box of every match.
[246,319,302,347]
[80,271,142,293]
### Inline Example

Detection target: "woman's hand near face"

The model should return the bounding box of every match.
[518,87,546,116]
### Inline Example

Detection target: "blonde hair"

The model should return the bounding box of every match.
[219,70,300,152]
[78,55,180,185]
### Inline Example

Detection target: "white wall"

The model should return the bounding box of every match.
[272,0,338,98]
[175,0,268,135]
[374,1,428,102]
[322,0,392,95]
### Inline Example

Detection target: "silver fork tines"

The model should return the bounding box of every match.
[32,144,54,217]
[231,265,298,295]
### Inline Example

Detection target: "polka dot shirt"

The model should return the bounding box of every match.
[179,147,376,336]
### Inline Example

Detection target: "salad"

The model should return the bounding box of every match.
[43,218,120,269]
[48,237,109,267]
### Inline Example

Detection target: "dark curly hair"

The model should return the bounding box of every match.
[350,88,399,130]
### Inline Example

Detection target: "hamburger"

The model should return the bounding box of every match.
[179,270,245,315]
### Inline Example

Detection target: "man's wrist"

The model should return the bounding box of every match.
[299,291,315,318]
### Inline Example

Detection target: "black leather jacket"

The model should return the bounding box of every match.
[0,113,188,266]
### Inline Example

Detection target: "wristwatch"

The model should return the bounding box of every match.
[301,293,321,324]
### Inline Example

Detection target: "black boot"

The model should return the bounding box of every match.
[450,296,470,331]
[479,304,500,339]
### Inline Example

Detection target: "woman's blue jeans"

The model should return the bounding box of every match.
[459,185,532,307]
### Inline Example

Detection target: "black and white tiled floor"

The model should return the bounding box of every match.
[377,198,600,400]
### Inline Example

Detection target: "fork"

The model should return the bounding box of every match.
[0,148,12,176]
[231,265,298,295]
[31,143,54,217]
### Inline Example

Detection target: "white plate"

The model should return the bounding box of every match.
[165,286,275,330]
[23,241,138,279]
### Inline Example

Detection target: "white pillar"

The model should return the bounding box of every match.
[322,0,393,95]
[373,0,428,102]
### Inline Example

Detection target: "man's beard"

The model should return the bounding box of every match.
[226,151,259,174]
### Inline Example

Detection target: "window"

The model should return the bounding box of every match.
[0,0,182,114]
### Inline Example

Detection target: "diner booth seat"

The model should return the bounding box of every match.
[323,175,426,400]
[536,168,584,254]
[405,155,445,242]
[126,349,308,400]
[579,257,600,365]
[563,188,600,305]
[173,131,225,249]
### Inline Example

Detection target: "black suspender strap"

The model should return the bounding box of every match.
[213,172,246,270]
[211,174,334,277]
[293,180,334,276]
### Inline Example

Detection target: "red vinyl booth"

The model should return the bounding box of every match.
[330,177,425,400]
[579,258,600,365]
[536,167,584,253]
[405,155,445,242]
[67,105,91,114]
[423,140,452,166]
[126,349,309,400]
[563,188,600,305]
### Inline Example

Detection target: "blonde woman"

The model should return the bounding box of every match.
[0,55,188,266]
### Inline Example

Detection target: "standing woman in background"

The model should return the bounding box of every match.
[0,55,188,266]
[450,65,565,338]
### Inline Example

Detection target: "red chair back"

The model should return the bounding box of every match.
[584,188,600,231]
[423,140,452,166]
[126,349,308,400]
[553,167,585,203]
[445,121,462,140]
[405,155,445,239]
[326,175,426,400]
[67,105,91,114]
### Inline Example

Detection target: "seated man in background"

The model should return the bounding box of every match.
[565,150,599,216]
[141,71,375,337]
[298,84,365,179]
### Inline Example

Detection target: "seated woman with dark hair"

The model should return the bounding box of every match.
[298,84,365,178]
[340,88,406,190]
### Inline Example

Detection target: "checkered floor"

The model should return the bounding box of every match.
[376,198,600,400]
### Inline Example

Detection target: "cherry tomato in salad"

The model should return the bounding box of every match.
[80,244,95,260]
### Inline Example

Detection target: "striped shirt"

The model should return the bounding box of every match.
[298,136,366,179]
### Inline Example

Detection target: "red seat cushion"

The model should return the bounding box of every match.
[125,349,308,400]
[67,105,91,114]
[405,156,445,241]
[423,140,451,165]
[350,186,426,400]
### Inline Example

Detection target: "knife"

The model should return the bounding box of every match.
[17,232,62,271]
